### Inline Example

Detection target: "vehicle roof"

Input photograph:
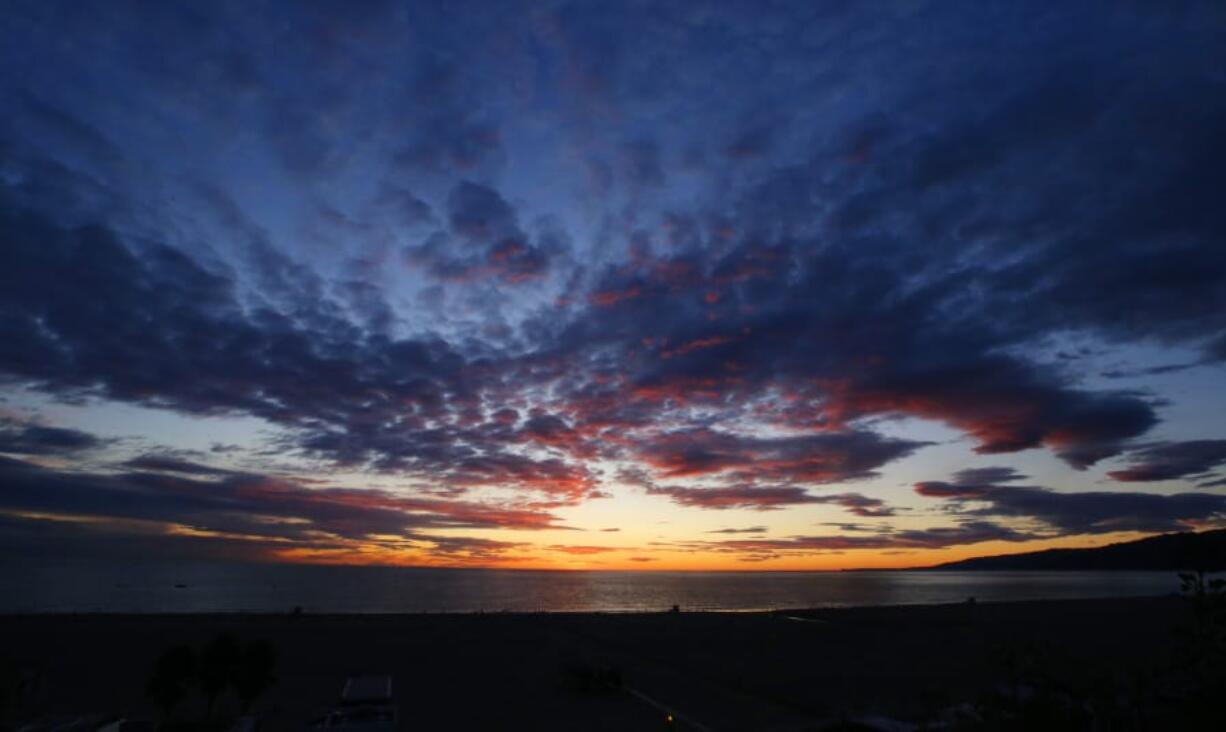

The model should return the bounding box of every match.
[341,675,392,704]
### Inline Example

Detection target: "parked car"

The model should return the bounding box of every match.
[310,676,396,732]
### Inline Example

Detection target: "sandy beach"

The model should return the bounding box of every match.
[2,594,1212,731]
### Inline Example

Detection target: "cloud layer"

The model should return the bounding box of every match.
[0,1,1224,565]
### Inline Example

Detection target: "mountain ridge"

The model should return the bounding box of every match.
[918,528,1226,571]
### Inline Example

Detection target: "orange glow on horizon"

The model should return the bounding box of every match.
[265,531,1156,572]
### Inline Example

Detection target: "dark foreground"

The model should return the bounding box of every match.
[2,595,1222,731]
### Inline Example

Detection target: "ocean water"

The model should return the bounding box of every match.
[0,560,1188,613]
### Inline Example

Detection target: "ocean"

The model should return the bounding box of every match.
[0,560,1189,613]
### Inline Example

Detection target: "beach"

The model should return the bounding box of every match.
[1,594,1209,730]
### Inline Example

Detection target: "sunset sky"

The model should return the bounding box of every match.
[2,1,1225,570]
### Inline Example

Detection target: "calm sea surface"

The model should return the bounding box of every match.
[0,560,1188,613]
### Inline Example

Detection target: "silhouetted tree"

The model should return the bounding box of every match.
[233,640,277,713]
[146,645,196,721]
[199,634,241,718]
[1176,570,1226,692]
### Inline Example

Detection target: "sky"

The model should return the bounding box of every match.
[1,0,1225,570]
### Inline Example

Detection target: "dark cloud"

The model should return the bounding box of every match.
[0,423,104,455]
[0,511,289,563]
[915,476,1226,535]
[0,455,568,553]
[1206,333,1226,362]
[1108,440,1226,483]
[914,481,985,500]
[697,521,1033,561]
[818,522,878,533]
[1,0,1225,565]
[914,467,1030,499]
[634,428,928,484]
[390,53,505,175]
[548,545,617,555]
[621,140,664,186]
[525,3,1225,476]
[372,184,435,228]
[13,92,125,171]
[645,484,824,512]
[122,454,234,476]
[821,350,1158,468]
[420,535,525,562]
[447,181,518,242]
[394,117,503,176]
[642,482,895,517]
[951,467,1028,485]
[1101,362,1197,380]
[403,181,557,284]
[0,203,588,502]
[15,0,1211,496]
[615,429,921,513]
[808,493,896,518]
[722,122,777,160]
[548,234,1161,468]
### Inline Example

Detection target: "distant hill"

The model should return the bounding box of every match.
[923,528,1226,571]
